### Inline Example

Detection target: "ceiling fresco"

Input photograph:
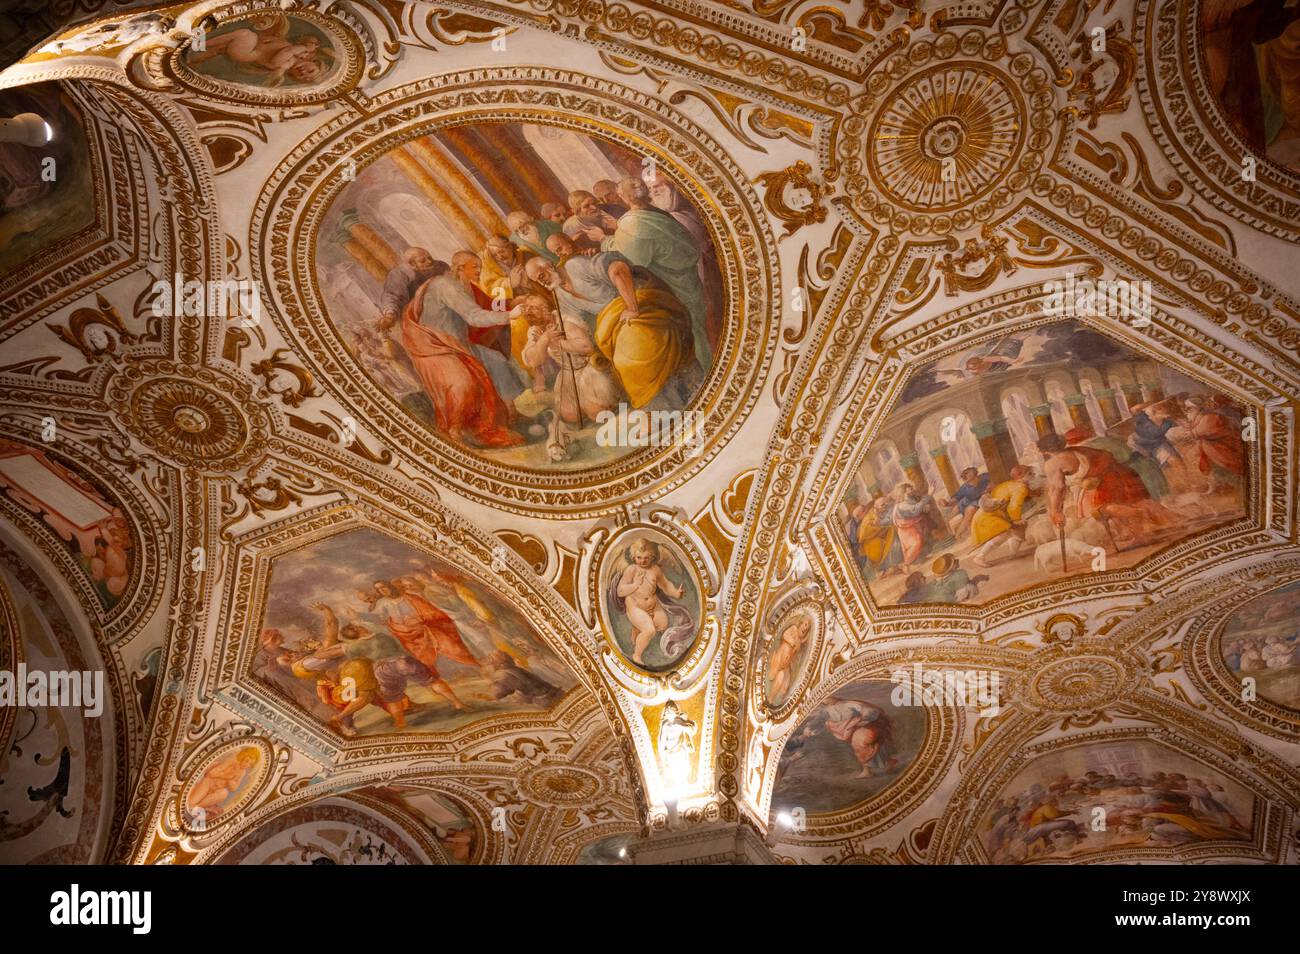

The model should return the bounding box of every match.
[254,526,577,736]
[314,121,723,470]
[839,318,1250,607]
[0,0,1296,871]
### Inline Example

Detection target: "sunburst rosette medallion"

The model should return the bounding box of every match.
[1012,640,1147,718]
[109,361,270,472]
[833,31,1059,235]
[517,762,614,810]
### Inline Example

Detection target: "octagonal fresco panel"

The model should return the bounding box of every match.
[978,740,1254,864]
[315,121,723,471]
[253,527,577,736]
[1200,0,1300,173]
[770,680,927,816]
[1219,579,1300,710]
[838,320,1249,607]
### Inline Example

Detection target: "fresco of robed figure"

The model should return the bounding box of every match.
[253,527,577,736]
[316,122,725,469]
[838,320,1249,607]
[770,680,927,815]
[1201,0,1300,171]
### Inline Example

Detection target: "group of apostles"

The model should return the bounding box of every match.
[367,173,721,451]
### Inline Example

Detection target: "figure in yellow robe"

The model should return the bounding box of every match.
[856,499,902,575]
[593,287,695,408]
[970,473,1032,547]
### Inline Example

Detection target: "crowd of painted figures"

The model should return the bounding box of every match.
[361,172,721,460]
[843,394,1247,604]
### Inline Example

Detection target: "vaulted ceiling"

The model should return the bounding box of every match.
[0,0,1297,865]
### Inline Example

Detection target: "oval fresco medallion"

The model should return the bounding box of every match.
[313,121,725,473]
[770,679,928,817]
[1218,579,1300,711]
[597,528,703,674]
[170,9,363,105]
[763,609,817,713]
[180,738,273,832]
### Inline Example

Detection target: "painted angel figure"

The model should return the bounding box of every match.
[607,537,695,666]
[936,334,1026,379]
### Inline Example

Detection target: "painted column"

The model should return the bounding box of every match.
[929,447,959,495]
[1095,388,1123,427]
[898,454,928,493]
[336,211,390,282]
[408,136,507,237]
[390,145,487,249]
[970,418,1018,484]
[1120,383,1144,413]
[1064,394,1093,434]
[343,216,397,272]
[1030,403,1057,438]
[440,126,537,221]
[478,125,569,211]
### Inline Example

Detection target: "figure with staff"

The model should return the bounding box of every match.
[517,292,621,429]
[525,240,699,413]
[1037,431,1178,558]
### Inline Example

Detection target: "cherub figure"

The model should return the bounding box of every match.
[188,14,332,86]
[608,538,695,666]
[188,747,259,818]
[768,615,812,701]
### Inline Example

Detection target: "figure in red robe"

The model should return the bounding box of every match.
[1040,430,1178,547]
[1183,396,1246,494]
[401,274,524,448]
[364,580,481,710]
